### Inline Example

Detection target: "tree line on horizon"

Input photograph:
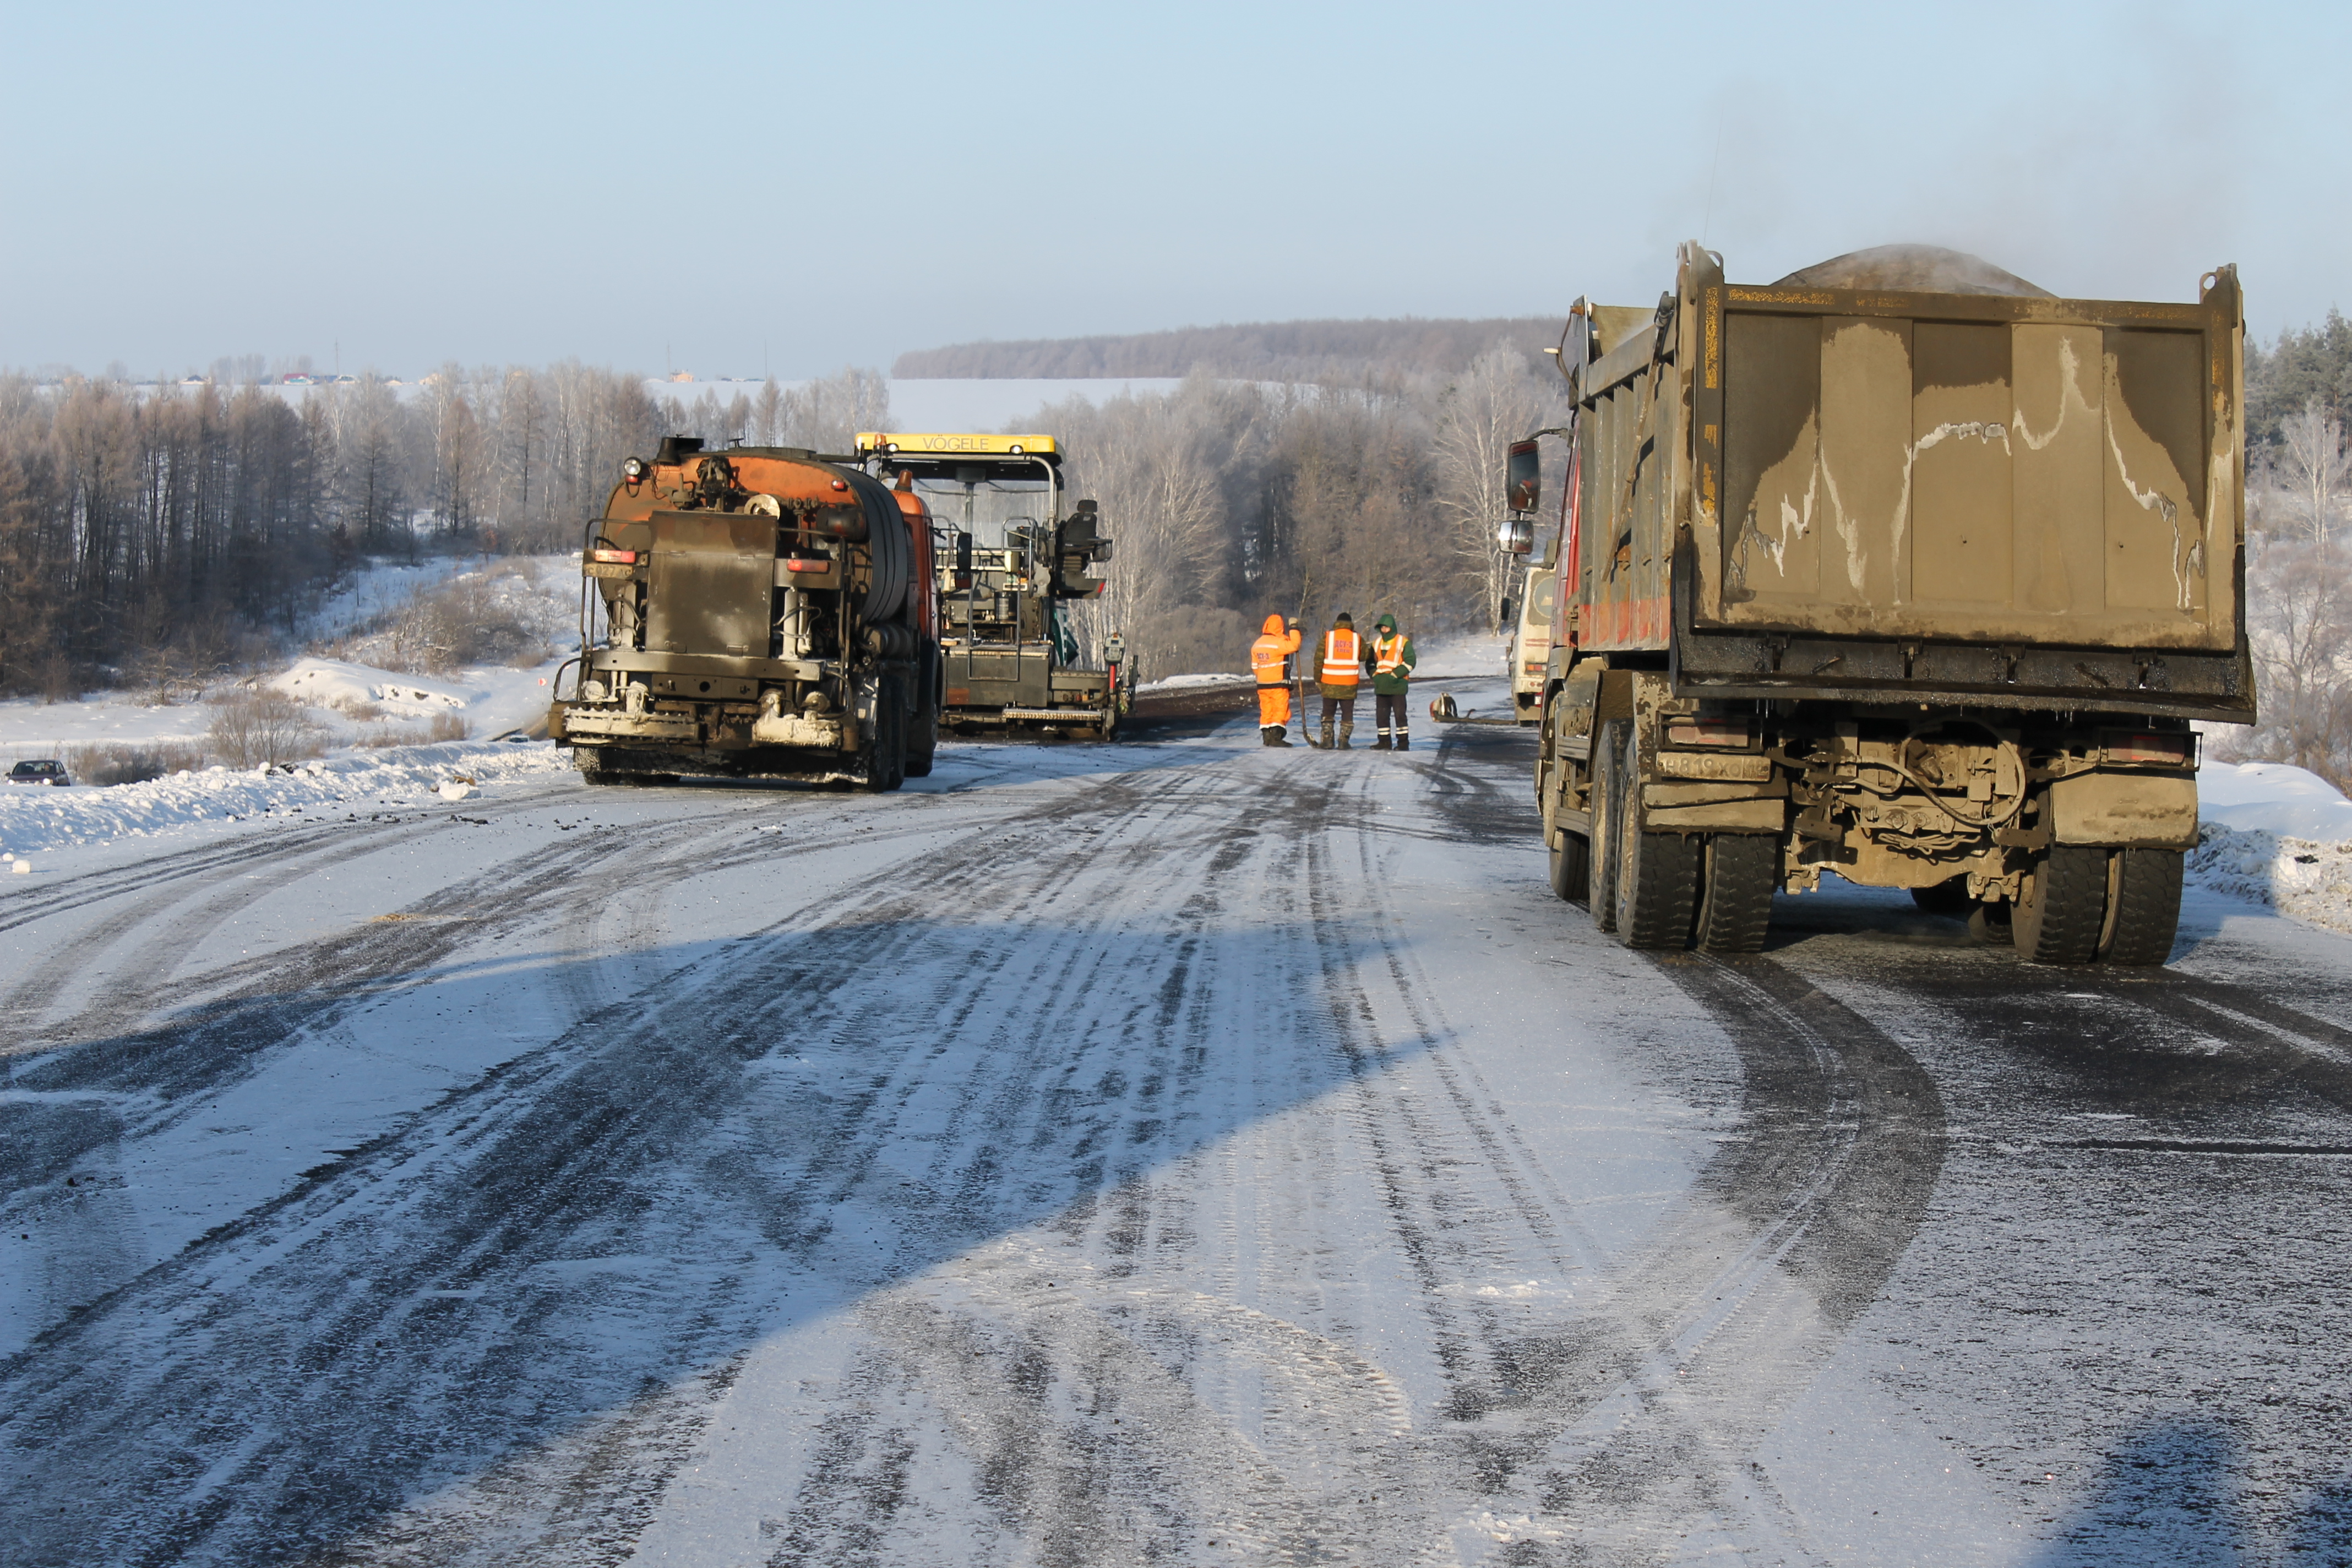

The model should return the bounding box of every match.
[892,316,1566,383]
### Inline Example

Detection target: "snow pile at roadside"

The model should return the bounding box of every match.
[1140,672,1250,692]
[2190,761,2352,934]
[0,742,572,857]
[274,659,473,714]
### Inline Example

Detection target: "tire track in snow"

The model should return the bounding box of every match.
[0,759,1270,1565]
[1456,956,1943,1562]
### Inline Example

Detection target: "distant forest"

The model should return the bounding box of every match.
[0,366,886,699]
[892,317,1566,382]
[2247,310,2352,447]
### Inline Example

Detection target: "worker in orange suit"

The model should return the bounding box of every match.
[1250,612,1303,747]
[1316,611,1363,749]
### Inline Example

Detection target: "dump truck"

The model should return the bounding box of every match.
[550,435,938,789]
[1516,243,2251,964]
[855,432,1125,739]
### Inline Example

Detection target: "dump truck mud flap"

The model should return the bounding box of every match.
[2047,771,2198,848]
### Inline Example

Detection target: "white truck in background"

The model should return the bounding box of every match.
[1506,567,1556,724]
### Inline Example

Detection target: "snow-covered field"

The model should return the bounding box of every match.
[0,555,577,765]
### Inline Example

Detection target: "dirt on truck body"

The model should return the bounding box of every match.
[551,436,939,791]
[1518,242,2252,964]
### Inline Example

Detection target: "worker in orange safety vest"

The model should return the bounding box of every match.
[1314,612,1362,749]
[1249,612,1303,747]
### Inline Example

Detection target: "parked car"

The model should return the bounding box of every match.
[7,759,70,786]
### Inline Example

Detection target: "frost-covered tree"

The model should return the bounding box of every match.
[1427,343,1566,629]
[2280,398,2350,550]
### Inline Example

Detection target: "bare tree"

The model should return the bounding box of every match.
[2280,398,2350,549]
[752,379,785,445]
[2233,533,2352,791]
[1042,377,1266,676]
[782,367,890,453]
[1427,344,1562,628]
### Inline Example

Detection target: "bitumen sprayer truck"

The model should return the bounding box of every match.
[1507,243,2252,965]
[550,435,938,790]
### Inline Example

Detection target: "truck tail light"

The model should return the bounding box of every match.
[591,548,637,564]
[785,556,832,573]
[2103,731,2197,767]
[1522,661,1545,676]
[1665,717,1753,747]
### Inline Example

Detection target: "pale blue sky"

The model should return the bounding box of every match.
[1,0,2340,378]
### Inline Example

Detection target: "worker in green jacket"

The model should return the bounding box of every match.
[1365,613,1417,750]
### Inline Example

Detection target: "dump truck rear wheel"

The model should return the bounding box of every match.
[1692,834,1777,954]
[1587,722,1624,932]
[2098,847,2182,966]
[1612,727,1700,949]
[2013,845,2106,965]
[1549,831,1588,903]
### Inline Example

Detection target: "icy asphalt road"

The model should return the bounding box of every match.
[2,691,2349,1566]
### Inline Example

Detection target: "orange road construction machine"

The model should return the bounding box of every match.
[549,435,939,790]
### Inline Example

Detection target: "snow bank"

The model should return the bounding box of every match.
[0,742,573,857]
[1140,672,1250,692]
[2195,760,2352,840]
[273,658,471,714]
[2188,762,2352,935]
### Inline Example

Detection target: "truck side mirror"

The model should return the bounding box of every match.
[1506,439,1541,513]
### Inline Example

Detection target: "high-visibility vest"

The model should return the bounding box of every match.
[1320,629,1362,685]
[1250,628,1299,685]
[1373,633,1410,677]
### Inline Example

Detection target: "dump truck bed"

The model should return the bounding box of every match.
[1564,252,2249,718]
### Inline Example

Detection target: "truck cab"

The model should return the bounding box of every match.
[1507,568,1556,723]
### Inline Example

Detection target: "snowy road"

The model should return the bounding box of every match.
[2,692,2349,1565]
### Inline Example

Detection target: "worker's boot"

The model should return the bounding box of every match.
[1316,719,1335,750]
[1396,729,1411,752]
[1372,729,1392,750]
[1338,720,1354,750]
[1260,725,1286,747]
